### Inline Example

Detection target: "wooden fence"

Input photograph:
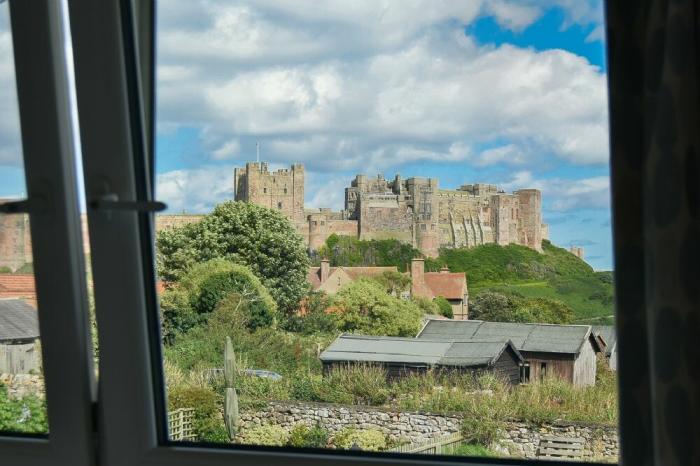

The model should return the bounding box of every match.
[168,408,196,442]
[387,433,463,454]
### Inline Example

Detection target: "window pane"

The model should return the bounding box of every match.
[0,1,48,436]
[154,1,617,462]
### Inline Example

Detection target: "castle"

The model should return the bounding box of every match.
[1,162,547,270]
[233,162,548,257]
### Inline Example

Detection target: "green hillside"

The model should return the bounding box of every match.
[429,241,614,324]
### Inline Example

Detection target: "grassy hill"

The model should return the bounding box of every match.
[429,240,614,324]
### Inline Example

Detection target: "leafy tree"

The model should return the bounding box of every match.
[157,201,309,313]
[412,296,440,315]
[318,235,421,271]
[332,278,423,336]
[470,292,574,324]
[282,291,338,334]
[372,270,411,296]
[160,259,277,339]
[434,296,453,318]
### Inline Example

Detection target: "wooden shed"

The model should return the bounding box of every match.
[320,334,524,385]
[592,325,617,371]
[417,320,603,387]
[0,299,40,374]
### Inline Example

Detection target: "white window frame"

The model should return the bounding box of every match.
[0,1,96,466]
[67,1,614,466]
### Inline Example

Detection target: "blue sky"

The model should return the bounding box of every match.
[1,1,613,270]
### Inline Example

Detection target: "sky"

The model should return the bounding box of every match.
[0,1,613,270]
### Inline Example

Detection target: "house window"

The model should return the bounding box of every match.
[521,363,531,383]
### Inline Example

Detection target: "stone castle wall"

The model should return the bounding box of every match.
[234,162,305,225]
[239,401,618,462]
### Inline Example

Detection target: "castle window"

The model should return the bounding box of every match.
[421,224,427,231]
[263,188,267,193]
[284,188,287,194]
[278,202,283,209]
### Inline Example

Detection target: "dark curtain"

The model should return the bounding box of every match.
[607,1,700,465]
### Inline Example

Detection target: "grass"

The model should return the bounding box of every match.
[448,443,499,457]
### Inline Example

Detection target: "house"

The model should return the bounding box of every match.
[592,325,617,371]
[0,274,37,308]
[410,258,468,320]
[307,259,398,294]
[417,319,603,386]
[0,299,40,374]
[320,333,524,385]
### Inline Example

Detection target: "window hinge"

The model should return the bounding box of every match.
[88,193,167,212]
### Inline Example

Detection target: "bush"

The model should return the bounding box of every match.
[321,365,389,405]
[0,266,12,273]
[434,296,453,318]
[0,385,47,434]
[16,263,33,274]
[412,296,440,315]
[287,424,329,448]
[318,235,421,272]
[333,428,387,451]
[157,201,309,313]
[242,424,290,446]
[332,278,423,336]
[282,291,338,335]
[167,385,223,442]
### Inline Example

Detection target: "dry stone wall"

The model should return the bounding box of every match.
[240,401,618,462]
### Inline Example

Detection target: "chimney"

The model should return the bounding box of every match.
[320,259,330,284]
[440,265,450,274]
[410,257,425,297]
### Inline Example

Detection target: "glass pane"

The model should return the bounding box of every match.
[0,1,48,436]
[154,1,617,462]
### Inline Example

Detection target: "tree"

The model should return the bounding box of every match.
[516,297,574,324]
[157,201,310,313]
[434,296,453,319]
[318,235,421,271]
[332,278,423,336]
[470,292,574,324]
[412,296,440,315]
[372,270,411,296]
[160,259,277,340]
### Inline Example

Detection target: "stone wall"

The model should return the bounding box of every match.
[0,373,45,399]
[240,401,461,444]
[240,401,618,462]
[496,420,618,462]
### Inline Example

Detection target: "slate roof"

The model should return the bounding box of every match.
[417,319,594,355]
[592,325,617,356]
[0,299,40,342]
[320,334,522,367]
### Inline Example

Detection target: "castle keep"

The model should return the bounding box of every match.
[1,163,547,269]
[233,163,547,257]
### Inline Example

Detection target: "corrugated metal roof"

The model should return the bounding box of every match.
[592,325,616,356]
[320,334,522,367]
[0,299,39,342]
[417,320,593,354]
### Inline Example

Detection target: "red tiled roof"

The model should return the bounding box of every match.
[0,274,37,308]
[422,272,467,300]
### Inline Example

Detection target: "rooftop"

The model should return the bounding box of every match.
[320,333,522,367]
[417,319,595,355]
[592,325,617,356]
[0,299,40,342]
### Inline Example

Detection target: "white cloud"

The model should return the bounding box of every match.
[156,166,234,213]
[485,0,542,32]
[502,170,610,212]
[585,24,605,43]
[0,13,24,168]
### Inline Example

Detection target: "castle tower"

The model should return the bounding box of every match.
[515,189,543,252]
[233,162,305,225]
[308,213,329,251]
[0,206,32,271]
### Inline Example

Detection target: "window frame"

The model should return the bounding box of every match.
[68,1,618,466]
[0,1,96,466]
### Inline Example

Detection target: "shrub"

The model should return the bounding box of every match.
[321,365,389,405]
[412,296,440,315]
[167,385,223,441]
[333,428,387,451]
[16,262,33,274]
[0,385,47,434]
[0,266,12,273]
[434,296,453,318]
[332,278,423,336]
[282,291,338,334]
[157,201,309,313]
[287,424,329,448]
[242,424,289,446]
[318,235,421,272]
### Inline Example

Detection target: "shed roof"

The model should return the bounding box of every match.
[320,334,522,367]
[0,299,40,342]
[417,319,594,355]
[592,325,617,356]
